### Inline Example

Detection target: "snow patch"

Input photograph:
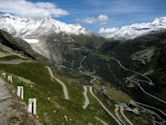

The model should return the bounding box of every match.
[99,17,166,40]
[24,39,39,43]
[0,14,90,37]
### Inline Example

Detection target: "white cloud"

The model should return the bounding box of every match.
[98,14,108,22]
[83,14,109,24]
[0,0,69,18]
[99,27,118,34]
[82,17,97,24]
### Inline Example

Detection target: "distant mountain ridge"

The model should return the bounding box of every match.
[99,17,166,40]
[1,13,166,41]
[0,13,90,39]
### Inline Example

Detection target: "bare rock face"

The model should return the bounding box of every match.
[0,78,40,125]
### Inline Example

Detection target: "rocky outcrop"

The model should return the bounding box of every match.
[0,78,40,125]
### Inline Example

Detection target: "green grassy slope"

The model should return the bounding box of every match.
[0,44,114,124]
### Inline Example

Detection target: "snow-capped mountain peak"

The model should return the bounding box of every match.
[152,17,166,26]
[0,14,91,58]
[0,14,90,38]
[99,17,166,40]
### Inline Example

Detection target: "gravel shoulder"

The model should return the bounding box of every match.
[0,77,40,125]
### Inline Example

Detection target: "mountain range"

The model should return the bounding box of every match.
[0,14,90,39]
[99,17,166,39]
[1,14,166,41]
[0,13,166,125]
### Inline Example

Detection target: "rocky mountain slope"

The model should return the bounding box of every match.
[0,29,51,65]
[0,14,103,65]
[99,17,166,40]
[0,77,40,125]
[98,31,166,108]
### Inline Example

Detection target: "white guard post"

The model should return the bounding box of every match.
[28,98,37,115]
[2,73,6,79]
[17,86,24,99]
[7,75,12,83]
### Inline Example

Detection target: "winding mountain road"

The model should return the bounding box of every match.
[127,79,166,105]
[82,86,90,110]
[136,104,163,123]
[109,57,166,124]
[89,86,123,125]
[135,102,166,117]
[0,59,31,65]
[110,57,166,105]
[95,116,108,125]
[79,56,86,70]
[110,57,153,85]
[120,104,134,125]
[114,104,126,125]
[47,66,69,100]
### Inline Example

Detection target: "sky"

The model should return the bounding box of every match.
[0,0,166,33]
